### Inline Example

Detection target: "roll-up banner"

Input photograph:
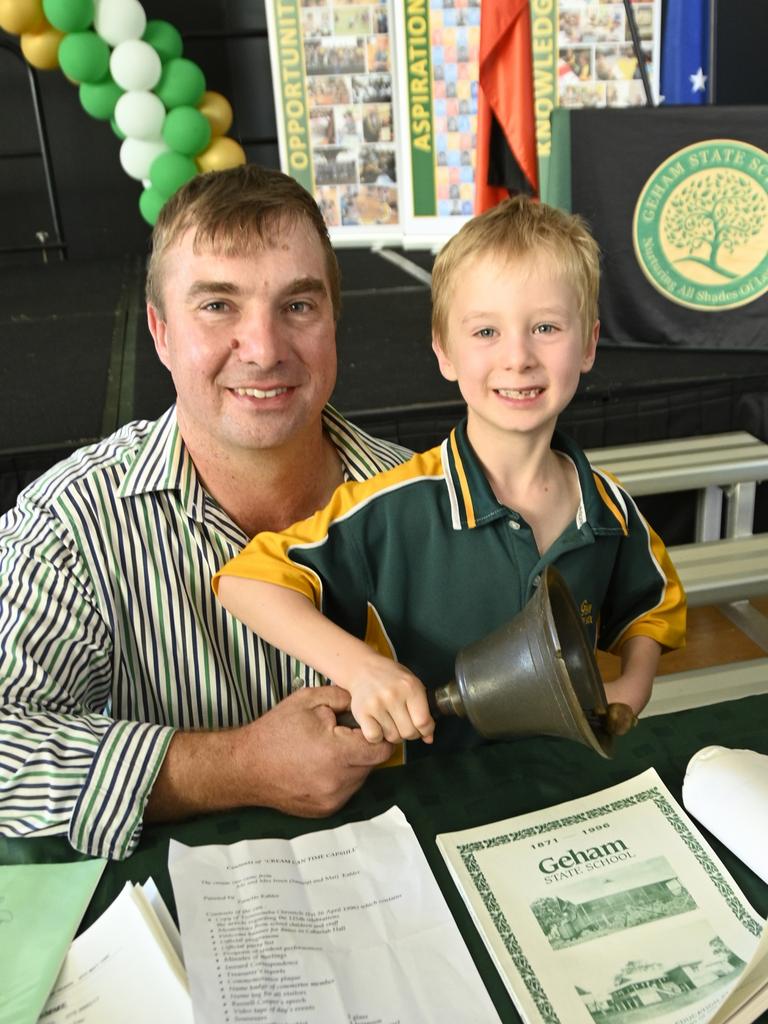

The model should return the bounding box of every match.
[265,1,661,248]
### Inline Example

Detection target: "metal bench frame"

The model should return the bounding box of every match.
[586,431,768,542]
[643,658,768,717]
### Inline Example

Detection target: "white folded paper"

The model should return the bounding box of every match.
[683,745,768,885]
[168,806,500,1024]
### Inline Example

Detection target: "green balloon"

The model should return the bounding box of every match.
[162,106,211,157]
[149,151,198,199]
[58,31,110,85]
[79,76,123,121]
[139,186,166,227]
[143,20,183,63]
[43,0,93,32]
[154,58,206,110]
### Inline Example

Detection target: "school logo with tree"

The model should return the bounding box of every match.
[632,139,768,311]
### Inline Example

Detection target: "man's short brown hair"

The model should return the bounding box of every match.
[431,195,601,347]
[146,165,341,320]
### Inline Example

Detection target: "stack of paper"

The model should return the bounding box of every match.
[38,880,192,1024]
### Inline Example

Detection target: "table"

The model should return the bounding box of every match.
[3,694,768,1023]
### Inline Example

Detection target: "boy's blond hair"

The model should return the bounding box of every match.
[431,195,600,347]
[146,164,341,321]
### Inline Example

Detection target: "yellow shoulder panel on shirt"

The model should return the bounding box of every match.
[619,523,687,654]
[592,471,629,535]
[213,446,445,607]
[449,430,476,528]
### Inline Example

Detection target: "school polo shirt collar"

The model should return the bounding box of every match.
[442,419,508,529]
[442,419,626,538]
[555,432,630,538]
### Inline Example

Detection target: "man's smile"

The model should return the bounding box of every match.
[231,386,290,399]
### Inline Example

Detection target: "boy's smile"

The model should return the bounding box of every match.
[432,252,599,451]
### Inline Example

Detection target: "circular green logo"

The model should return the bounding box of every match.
[633,139,768,311]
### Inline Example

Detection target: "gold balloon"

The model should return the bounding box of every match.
[197,91,233,139]
[196,135,246,172]
[20,25,63,70]
[0,0,45,35]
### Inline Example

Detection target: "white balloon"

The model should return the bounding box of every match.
[120,137,168,180]
[95,0,147,46]
[114,90,166,141]
[110,39,162,92]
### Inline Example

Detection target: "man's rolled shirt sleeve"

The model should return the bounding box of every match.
[0,500,174,859]
[71,719,174,859]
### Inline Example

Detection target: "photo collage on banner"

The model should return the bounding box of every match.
[427,0,481,220]
[268,0,482,246]
[532,1,661,198]
[393,0,480,244]
[268,0,402,243]
[269,2,661,247]
[557,1,661,110]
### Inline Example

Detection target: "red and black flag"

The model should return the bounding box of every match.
[475,0,538,214]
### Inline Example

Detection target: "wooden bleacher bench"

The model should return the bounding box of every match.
[643,657,768,717]
[586,432,768,710]
[586,431,768,541]
[669,534,768,608]
[585,431,768,606]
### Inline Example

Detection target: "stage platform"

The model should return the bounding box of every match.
[3,250,768,542]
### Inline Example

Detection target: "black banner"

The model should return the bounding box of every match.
[555,106,768,351]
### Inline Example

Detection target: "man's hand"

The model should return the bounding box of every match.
[145,685,394,823]
[237,685,395,816]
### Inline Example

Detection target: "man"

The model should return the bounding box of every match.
[0,165,406,860]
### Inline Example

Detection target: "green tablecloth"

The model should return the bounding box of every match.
[3,695,768,1022]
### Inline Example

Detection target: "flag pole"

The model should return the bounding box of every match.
[622,0,655,106]
[708,0,718,103]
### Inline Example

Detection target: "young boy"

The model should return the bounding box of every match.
[214,197,686,754]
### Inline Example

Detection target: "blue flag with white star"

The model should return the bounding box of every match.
[660,0,711,104]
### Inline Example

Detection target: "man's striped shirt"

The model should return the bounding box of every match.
[0,405,409,860]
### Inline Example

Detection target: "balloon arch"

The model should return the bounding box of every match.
[0,0,246,224]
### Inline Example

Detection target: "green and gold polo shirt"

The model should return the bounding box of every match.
[216,421,686,752]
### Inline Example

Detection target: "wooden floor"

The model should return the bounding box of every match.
[597,597,768,682]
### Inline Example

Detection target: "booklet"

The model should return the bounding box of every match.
[437,768,768,1024]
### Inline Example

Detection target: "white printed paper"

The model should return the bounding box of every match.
[168,806,499,1024]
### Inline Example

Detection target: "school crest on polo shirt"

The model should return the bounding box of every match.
[632,139,768,311]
